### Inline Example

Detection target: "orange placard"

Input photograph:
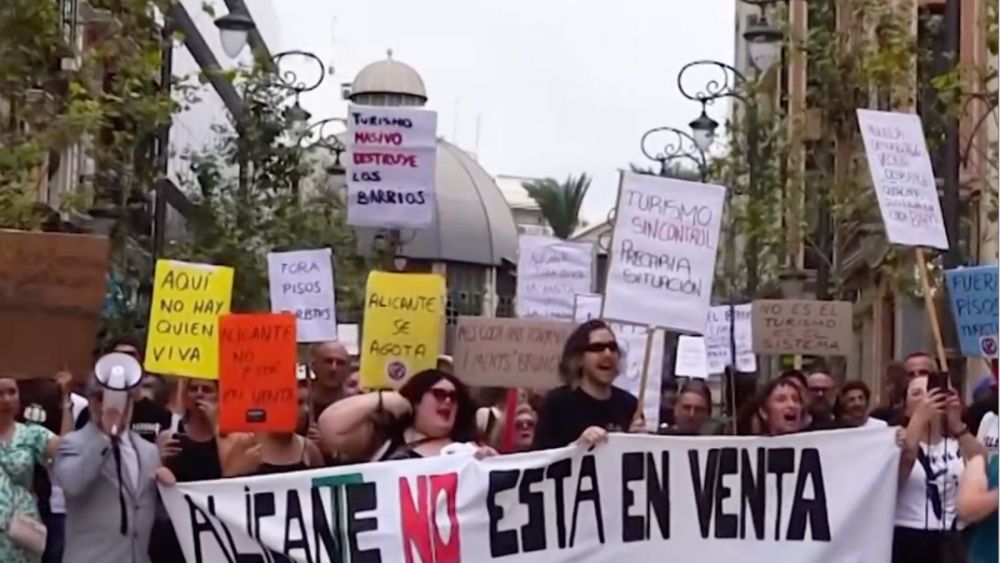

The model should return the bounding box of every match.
[219,313,298,433]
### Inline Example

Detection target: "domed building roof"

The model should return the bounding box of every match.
[350,50,427,102]
[354,139,518,266]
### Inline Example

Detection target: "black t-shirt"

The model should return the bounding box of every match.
[532,385,638,450]
[75,398,173,443]
[870,404,905,427]
[167,434,222,483]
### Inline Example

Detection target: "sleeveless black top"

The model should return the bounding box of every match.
[254,436,311,475]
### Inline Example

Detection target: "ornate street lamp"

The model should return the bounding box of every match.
[639,125,709,182]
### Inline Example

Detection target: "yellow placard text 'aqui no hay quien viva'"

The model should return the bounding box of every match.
[145,259,234,379]
[361,271,445,389]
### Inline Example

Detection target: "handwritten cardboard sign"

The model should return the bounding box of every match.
[516,235,593,321]
[705,304,756,374]
[610,323,664,430]
[346,105,438,229]
[573,293,603,323]
[856,109,949,249]
[219,313,298,433]
[145,260,234,379]
[360,272,445,388]
[267,248,337,343]
[751,300,853,356]
[944,265,999,357]
[453,317,575,389]
[0,230,110,378]
[602,172,726,332]
[675,335,710,379]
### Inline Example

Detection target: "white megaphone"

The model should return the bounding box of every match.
[94,353,143,436]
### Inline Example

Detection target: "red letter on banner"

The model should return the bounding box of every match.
[399,473,461,563]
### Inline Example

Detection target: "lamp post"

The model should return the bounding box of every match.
[639,126,709,182]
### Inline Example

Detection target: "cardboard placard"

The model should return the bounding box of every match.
[219,313,298,433]
[943,265,999,357]
[0,231,110,378]
[751,300,853,356]
[516,235,594,321]
[346,105,438,229]
[360,272,445,388]
[602,172,726,332]
[267,248,337,343]
[453,317,575,389]
[145,260,234,379]
[856,109,949,249]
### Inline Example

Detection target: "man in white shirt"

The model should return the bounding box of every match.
[838,380,887,428]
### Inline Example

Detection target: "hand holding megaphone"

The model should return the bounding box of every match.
[93,352,143,437]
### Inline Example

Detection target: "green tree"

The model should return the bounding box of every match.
[522,173,592,239]
[169,61,366,315]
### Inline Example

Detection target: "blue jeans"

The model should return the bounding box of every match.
[42,513,64,563]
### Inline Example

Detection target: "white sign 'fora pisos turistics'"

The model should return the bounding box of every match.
[602,172,726,333]
[267,249,337,342]
[856,109,948,250]
[516,235,593,321]
[346,105,438,229]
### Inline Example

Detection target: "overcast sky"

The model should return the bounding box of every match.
[263,0,736,222]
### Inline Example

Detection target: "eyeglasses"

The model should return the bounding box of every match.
[515,419,536,431]
[428,388,458,403]
[584,341,619,354]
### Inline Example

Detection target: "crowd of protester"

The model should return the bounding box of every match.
[0,318,995,563]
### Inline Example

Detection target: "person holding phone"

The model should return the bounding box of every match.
[892,373,987,563]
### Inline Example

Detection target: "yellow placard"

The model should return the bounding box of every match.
[145,260,234,379]
[361,271,445,389]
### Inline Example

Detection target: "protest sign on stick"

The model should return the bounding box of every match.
[944,265,999,358]
[267,248,337,342]
[610,323,663,429]
[705,304,756,374]
[162,431,900,563]
[572,293,603,323]
[346,105,438,229]
[360,272,444,388]
[602,172,725,333]
[453,317,575,389]
[858,109,951,370]
[337,323,360,356]
[516,235,593,320]
[751,300,852,356]
[0,231,110,378]
[145,260,234,379]
[219,313,298,433]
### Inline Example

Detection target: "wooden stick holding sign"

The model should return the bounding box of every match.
[914,248,949,372]
[633,325,658,424]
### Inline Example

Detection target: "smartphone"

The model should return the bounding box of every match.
[927,372,950,392]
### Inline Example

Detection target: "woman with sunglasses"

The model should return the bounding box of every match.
[318,369,486,462]
[532,320,638,450]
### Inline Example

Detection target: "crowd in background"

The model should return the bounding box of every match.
[0,318,994,563]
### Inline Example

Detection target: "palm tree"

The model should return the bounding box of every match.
[522,173,592,239]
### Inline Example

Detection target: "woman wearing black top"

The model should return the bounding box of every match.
[533,320,639,450]
[319,369,489,462]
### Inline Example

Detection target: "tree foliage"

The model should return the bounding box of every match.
[522,173,592,239]
[168,61,367,315]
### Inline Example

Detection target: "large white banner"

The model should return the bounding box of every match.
[705,304,756,374]
[347,105,438,229]
[516,235,594,321]
[267,249,337,342]
[856,109,948,249]
[603,172,725,333]
[162,432,898,563]
[610,324,664,431]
